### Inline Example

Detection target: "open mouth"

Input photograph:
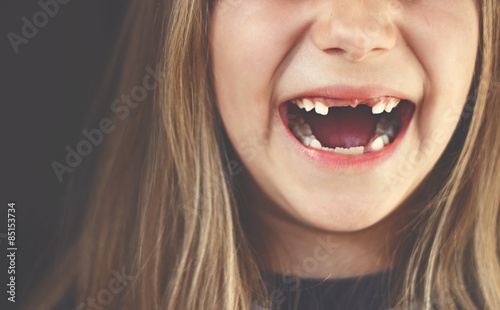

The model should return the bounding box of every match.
[282,96,415,155]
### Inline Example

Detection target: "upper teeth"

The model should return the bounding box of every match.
[302,98,315,111]
[292,97,401,115]
[371,101,386,114]
[314,101,329,115]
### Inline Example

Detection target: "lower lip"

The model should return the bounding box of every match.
[278,102,414,171]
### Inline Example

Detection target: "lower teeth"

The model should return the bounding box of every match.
[288,113,397,155]
[324,145,365,155]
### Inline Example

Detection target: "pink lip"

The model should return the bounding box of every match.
[278,86,415,171]
[279,85,414,106]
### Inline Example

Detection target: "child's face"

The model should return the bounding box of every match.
[210,0,479,231]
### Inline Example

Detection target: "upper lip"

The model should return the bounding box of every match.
[280,85,416,107]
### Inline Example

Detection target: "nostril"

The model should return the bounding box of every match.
[311,6,398,61]
[327,47,346,55]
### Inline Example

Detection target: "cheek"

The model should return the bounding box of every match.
[211,2,297,87]
[398,1,479,142]
[210,1,312,153]
[210,1,316,100]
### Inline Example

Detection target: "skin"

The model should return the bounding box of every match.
[210,0,479,278]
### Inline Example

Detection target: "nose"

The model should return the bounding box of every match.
[311,1,398,61]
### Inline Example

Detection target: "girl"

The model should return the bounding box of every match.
[25,0,500,309]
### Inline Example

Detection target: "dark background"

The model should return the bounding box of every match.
[1,1,127,308]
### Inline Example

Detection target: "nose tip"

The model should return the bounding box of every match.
[311,4,397,61]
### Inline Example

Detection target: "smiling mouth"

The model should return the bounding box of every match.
[283,96,415,155]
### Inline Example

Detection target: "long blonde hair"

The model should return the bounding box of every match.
[24,0,500,309]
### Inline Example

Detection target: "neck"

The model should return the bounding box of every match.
[240,174,404,280]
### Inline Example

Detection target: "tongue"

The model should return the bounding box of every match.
[303,105,378,148]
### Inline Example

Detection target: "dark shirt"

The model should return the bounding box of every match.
[257,270,396,310]
[55,271,397,310]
